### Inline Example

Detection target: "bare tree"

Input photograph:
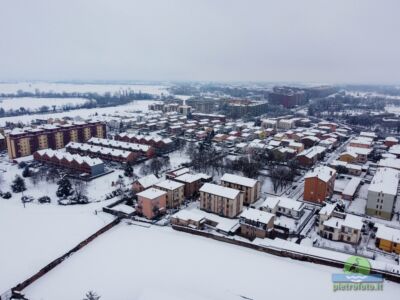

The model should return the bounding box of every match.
[83,291,101,300]
[72,179,88,203]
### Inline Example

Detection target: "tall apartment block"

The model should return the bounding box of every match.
[6,121,106,159]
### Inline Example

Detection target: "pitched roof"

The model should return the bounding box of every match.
[221,173,258,188]
[305,166,336,182]
[200,183,240,199]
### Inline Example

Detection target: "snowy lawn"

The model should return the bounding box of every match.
[23,224,400,300]
[0,199,114,293]
[0,157,127,203]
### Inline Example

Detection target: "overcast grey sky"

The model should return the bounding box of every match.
[0,0,399,84]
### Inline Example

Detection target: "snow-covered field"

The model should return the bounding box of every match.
[0,97,91,112]
[24,223,400,300]
[0,198,114,293]
[0,99,158,126]
[0,82,169,96]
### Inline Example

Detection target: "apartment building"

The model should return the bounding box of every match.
[173,173,207,198]
[6,121,106,159]
[33,148,105,176]
[199,183,243,218]
[132,174,161,193]
[153,179,185,209]
[366,168,399,220]
[304,166,336,203]
[220,173,260,205]
[136,188,167,219]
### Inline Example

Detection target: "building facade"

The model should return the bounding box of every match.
[304,166,336,203]
[199,183,243,218]
[136,188,167,219]
[220,173,260,205]
[6,121,106,159]
[366,168,399,220]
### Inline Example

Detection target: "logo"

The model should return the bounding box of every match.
[332,256,383,292]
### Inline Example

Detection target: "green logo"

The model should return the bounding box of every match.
[343,256,371,275]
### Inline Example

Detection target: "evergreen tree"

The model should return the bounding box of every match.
[11,175,26,193]
[124,162,134,177]
[22,166,32,178]
[56,177,73,198]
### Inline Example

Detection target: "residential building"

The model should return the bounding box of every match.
[296,146,325,167]
[88,137,155,158]
[66,142,137,163]
[239,208,275,239]
[366,168,399,220]
[318,210,363,244]
[173,173,208,198]
[0,133,5,151]
[342,177,362,201]
[269,87,306,108]
[115,133,174,152]
[375,224,400,254]
[260,196,305,219]
[304,166,336,203]
[199,183,243,218]
[220,173,261,205]
[33,148,104,176]
[385,137,398,148]
[153,179,185,209]
[136,188,167,219]
[170,210,206,229]
[132,174,161,193]
[166,167,190,179]
[6,121,106,159]
[349,137,373,148]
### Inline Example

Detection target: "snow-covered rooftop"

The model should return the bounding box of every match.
[137,174,161,189]
[137,188,167,199]
[240,208,274,224]
[305,166,336,183]
[154,179,184,190]
[200,183,240,199]
[342,177,361,197]
[174,173,204,183]
[369,167,399,195]
[220,173,258,188]
[375,224,400,243]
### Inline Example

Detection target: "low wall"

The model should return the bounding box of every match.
[172,225,400,283]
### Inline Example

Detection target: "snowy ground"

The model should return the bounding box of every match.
[0,97,91,112]
[24,223,400,300]
[0,99,157,126]
[0,82,169,96]
[0,156,127,203]
[0,198,114,293]
[261,176,291,196]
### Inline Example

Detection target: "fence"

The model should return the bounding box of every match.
[172,225,400,283]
